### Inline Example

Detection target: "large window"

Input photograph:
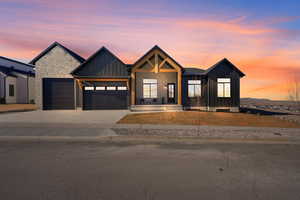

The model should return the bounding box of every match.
[143,79,157,98]
[217,78,231,97]
[9,84,14,97]
[188,80,201,98]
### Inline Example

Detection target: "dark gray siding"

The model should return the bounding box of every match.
[207,63,240,108]
[135,72,177,105]
[182,75,207,107]
[16,75,28,104]
[0,73,5,99]
[73,48,129,78]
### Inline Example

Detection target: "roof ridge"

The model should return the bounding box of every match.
[29,41,85,64]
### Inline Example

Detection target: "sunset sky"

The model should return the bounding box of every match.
[1,0,300,100]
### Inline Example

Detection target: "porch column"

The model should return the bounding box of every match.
[131,72,135,105]
[178,71,182,105]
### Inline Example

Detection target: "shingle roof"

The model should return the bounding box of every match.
[0,56,35,68]
[205,58,245,77]
[29,41,85,65]
[183,58,245,77]
[183,67,206,75]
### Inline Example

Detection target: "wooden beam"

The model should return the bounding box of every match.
[155,53,159,73]
[147,60,154,68]
[158,59,167,69]
[131,72,135,105]
[177,71,182,105]
[77,78,128,82]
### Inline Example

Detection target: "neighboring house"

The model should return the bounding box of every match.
[0,56,35,104]
[31,42,245,112]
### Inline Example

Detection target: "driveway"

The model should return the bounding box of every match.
[0,110,129,124]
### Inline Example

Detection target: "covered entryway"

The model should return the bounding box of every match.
[42,78,75,110]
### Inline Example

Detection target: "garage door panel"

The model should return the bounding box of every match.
[83,90,128,110]
[43,78,75,110]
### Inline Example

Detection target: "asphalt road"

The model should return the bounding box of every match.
[0,142,299,200]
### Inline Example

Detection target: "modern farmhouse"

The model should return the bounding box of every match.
[31,42,245,112]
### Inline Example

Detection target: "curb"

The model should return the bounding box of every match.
[0,109,36,114]
[0,135,299,145]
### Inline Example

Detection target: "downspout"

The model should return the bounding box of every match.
[207,77,209,111]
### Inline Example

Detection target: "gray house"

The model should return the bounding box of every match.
[0,56,35,104]
[31,42,245,112]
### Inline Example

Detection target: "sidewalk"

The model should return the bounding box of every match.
[0,122,299,144]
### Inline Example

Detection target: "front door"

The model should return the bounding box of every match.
[167,83,175,104]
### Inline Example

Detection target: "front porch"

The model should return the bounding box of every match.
[130,45,183,111]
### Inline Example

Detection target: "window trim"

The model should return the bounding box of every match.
[188,80,201,98]
[95,86,106,91]
[107,86,117,91]
[217,78,231,98]
[117,86,127,91]
[143,79,158,98]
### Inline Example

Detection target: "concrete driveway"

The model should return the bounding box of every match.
[0,110,129,124]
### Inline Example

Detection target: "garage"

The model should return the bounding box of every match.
[83,85,128,110]
[42,78,75,110]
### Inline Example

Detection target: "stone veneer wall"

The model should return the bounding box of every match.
[35,46,81,109]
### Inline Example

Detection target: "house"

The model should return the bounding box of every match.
[31,42,245,112]
[0,56,35,104]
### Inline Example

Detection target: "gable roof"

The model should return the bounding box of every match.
[0,56,34,68]
[132,45,184,70]
[0,65,35,77]
[205,58,245,77]
[29,41,85,65]
[71,46,129,78]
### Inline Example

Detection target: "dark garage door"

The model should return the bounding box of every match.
[83,89,128,110]
[43,78,75,110]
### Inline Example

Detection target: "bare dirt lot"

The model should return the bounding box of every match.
[0,142,299,200]
[118,111,300,128]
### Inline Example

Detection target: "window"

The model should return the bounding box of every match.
[217,78,231,97]
[188,80,201,98]
[107,86,116,90]
[9,84,14,97]
[84,86,94,91]
[143,79,157,98]
[117,86,127,91]
[96,86,105,90]
[168,84,175,98]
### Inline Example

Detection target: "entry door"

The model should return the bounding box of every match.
[167,83,175,104]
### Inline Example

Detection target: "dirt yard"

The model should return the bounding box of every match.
[0,104,37,113]
[118,111,300,128]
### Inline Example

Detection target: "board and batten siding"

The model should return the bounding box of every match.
[182,76,207,108]
[207,64,240,109]
[35,45,81,109]
[0,73,5,99]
